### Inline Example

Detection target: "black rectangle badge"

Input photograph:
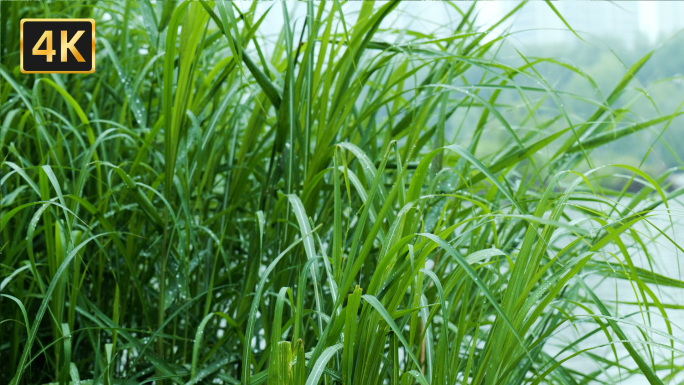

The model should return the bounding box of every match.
[21,19,95,74]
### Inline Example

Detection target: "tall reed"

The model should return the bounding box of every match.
[1,1,683,384]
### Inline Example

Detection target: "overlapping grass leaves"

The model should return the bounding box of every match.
[1,1,683,384]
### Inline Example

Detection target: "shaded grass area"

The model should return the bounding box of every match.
[1,1,684,384]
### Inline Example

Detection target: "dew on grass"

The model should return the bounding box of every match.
[5,2,682,384]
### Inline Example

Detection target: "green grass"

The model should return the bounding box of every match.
[1,1,684,384]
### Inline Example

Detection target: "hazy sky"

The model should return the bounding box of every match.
[249,2,683,48]
[489,1,675,44]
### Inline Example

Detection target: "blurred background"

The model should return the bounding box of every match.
[248,1,684,186]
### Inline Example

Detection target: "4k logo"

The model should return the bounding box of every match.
[21,19,95,74]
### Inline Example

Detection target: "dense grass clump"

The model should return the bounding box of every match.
[2,1,684,384]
